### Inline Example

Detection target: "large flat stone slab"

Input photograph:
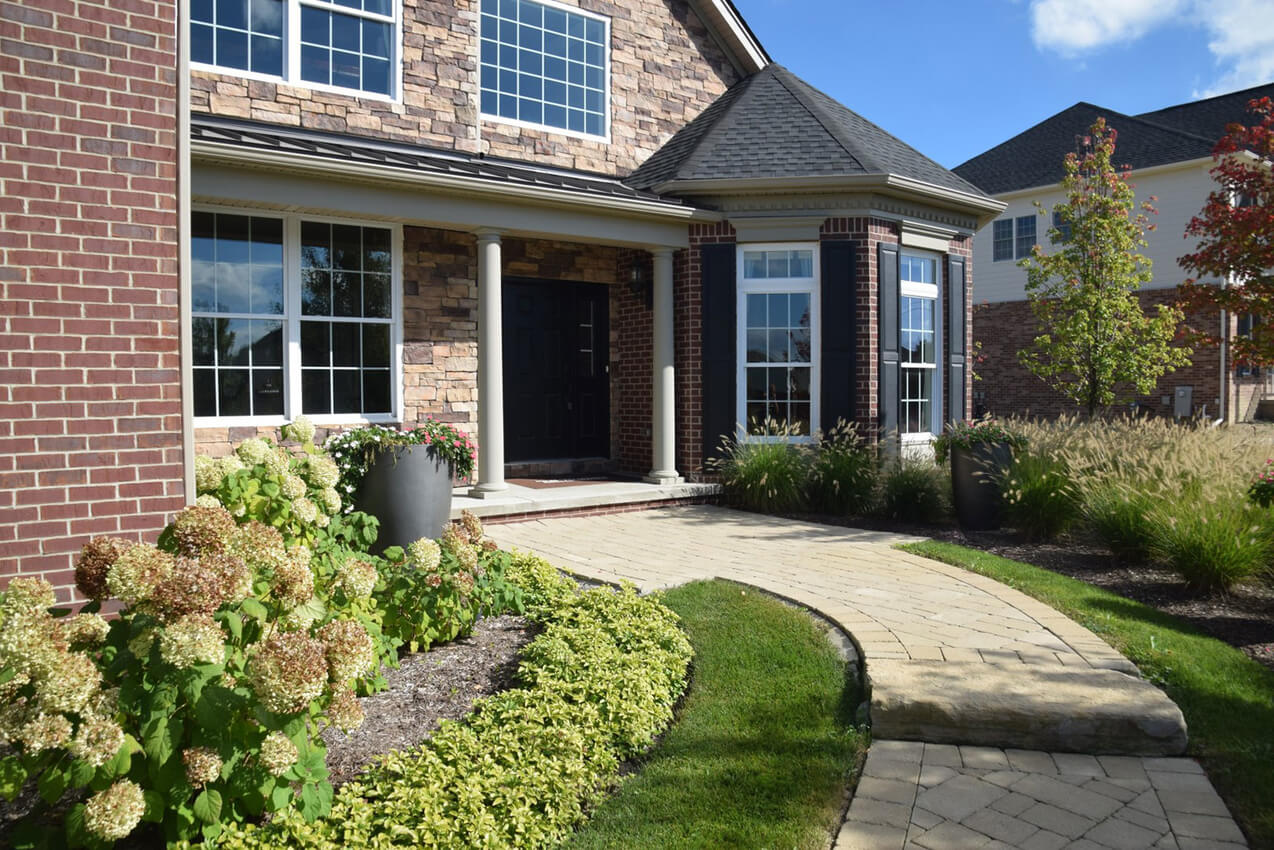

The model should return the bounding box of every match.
[870,661,1187,756]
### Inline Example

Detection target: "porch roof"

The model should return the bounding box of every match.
[191,114,688,209]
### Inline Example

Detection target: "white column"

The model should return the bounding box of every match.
[644,248,681,484]
[470,230,507,497]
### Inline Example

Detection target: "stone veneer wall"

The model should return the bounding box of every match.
[190,0,739,177]
[0,0,183,602]
[973,290,1247,421]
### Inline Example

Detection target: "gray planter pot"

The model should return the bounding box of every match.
[355,445,453,554]
[950,441,1014,531]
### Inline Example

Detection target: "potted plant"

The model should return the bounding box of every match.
[324,420,477,553]
[933,419,1025,531]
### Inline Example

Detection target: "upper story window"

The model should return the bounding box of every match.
[192,0,398,98]
[992,215,1037,261]
[480,0,609,138]
[1051,210,1072,244]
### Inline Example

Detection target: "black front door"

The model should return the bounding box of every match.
[503,278,610,462]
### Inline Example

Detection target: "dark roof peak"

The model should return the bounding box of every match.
[628,64,985,198]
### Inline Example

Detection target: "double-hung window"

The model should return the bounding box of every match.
[737,246,818,437]
[192,209,400,424]
[992,216,1038,261]
[899,253,939,437]
[480,0,609,138]
[192,0,398,98]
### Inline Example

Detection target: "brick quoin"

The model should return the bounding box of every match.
[0,0,184,604]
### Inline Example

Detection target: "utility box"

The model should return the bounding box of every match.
[1174,386,1193,419]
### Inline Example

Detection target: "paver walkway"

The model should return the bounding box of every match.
[490,505,1248,849]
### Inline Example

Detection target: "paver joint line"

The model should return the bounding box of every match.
[490,506,1245,850]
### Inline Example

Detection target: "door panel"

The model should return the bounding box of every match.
[503,279,609,462]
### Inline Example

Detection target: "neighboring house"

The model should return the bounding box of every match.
[1,0,1001,601]
[953,84,1274,422]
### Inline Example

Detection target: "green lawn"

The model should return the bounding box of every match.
[900,540,1274,850]
[565,580,866,850]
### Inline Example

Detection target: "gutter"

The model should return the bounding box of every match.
[986,156,1217,201]
[655,172,1006,226]
[689,0,769,75]
[177,0,194,505]
[191,141,724,224]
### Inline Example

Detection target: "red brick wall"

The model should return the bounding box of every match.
[614,249,652,477]
[973,289,1233,420]
[0,0,183,602]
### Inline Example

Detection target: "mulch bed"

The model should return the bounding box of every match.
[800,511,1274,672]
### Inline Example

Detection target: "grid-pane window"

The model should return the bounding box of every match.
[299,222,393,416]
[192,212,286,417]
[193,0,396,97]
[192,0,284,75]
[480,0,608,137]
[300,0,393,95]
[899,254,937,436]
[992,219,1013,261]
[742,249,814,280]
[1015,215,1036,259]
[744,292,812,435]
[1051,210,1072,244]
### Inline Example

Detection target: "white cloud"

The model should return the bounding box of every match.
[1030,0,1186,53]
[1030,0,1274,94]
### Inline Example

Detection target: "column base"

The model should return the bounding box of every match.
[467,482,510,499]
[642,471,684,486]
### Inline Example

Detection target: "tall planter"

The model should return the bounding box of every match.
[950,441,1013,531]
[356,445,453,554]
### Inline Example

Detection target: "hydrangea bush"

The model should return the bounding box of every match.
[0,503,382,847]
[378,511,523,652]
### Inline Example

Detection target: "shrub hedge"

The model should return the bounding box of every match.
[213,556,692,850]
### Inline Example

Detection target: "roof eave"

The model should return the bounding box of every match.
[984,155,1220,200]
[654,173,1006,225]
[688,0,769,75]
[191,139,724,224]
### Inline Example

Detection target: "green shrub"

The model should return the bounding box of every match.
[1001,450,1081,541]
[1149,497,1271,593]
[876,459,949,523]
[0,500,388,847]
[807,420,878,515]
[375,513,523,653]
[506,550,579,615]
[1085,485,1158,563]
[216,582,693,850]
[709,420,810,514]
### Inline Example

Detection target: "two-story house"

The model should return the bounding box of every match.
[953,84,1274,423]
[1,0,1001,600]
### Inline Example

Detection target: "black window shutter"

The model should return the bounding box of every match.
[878,242,899,436]
[947,253,967,423]
[701,243,736,461]
[820,240,855,432]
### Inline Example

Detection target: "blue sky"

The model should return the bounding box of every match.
[730,0,1274,169]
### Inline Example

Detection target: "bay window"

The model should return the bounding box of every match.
[192,209,400,424]
[737,246,818,437]
[899,252,939,437]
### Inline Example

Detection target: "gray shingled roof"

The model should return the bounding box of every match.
[1136,82,1274,141]
[191,115,685,207]
[626,64,986,197]
[953,86,1274,196]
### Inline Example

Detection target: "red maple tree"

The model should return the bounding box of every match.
[1179,97,1274,366]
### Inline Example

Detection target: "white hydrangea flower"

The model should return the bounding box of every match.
[84,780,145,842]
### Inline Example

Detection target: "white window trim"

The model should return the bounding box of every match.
[898,250,941,442]
[734,242,820,443]
[991,218,1014,262]
[192,204,404,428]
[476,0,612,143]
[191,0,403,103]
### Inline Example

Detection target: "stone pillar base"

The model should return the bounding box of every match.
[467,483,510,499]
[642,472,684,486]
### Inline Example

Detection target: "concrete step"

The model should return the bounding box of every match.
[869,661,1187,756]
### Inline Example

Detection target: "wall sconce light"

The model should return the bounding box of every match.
[628,263,652,309]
